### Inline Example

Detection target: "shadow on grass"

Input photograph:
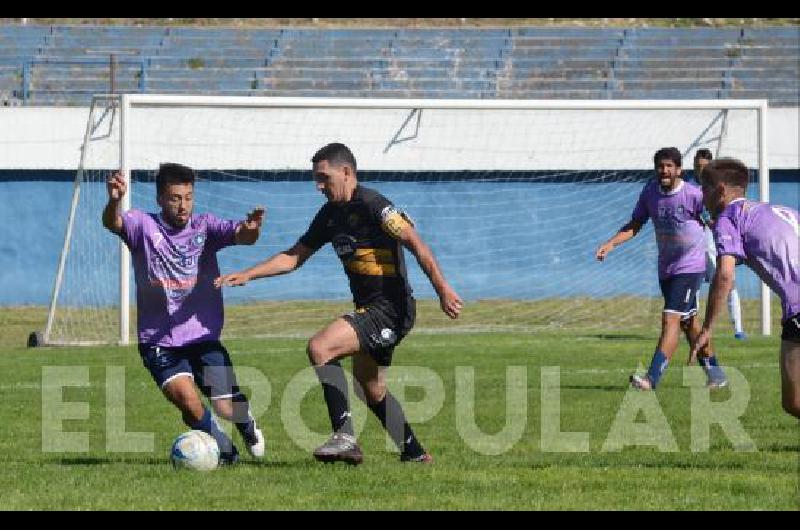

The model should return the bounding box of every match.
[54,457,165,466]
[579,333,652,341]
[761,443,800,453]
[560,385,626,392]
[525,456,782,472]
[52,456,305,469]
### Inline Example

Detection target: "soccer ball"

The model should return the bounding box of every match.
[170,430,220,471]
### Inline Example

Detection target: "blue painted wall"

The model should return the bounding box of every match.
[1,172,797,306]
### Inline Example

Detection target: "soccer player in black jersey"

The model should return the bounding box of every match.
[216,143,462,464]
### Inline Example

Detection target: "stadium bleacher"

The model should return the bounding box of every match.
[0,24,796,106]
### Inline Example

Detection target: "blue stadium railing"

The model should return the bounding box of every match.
[21,57,148,103]
[2,24,797,106]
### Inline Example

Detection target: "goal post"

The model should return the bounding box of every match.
[37,94,772,347]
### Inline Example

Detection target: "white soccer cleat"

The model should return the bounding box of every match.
[706,377,729,390]
[245,426,265,458]
[629,374,654,391]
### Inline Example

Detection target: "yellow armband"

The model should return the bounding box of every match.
[380,206,413,239]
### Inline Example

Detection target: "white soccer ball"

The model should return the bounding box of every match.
[170,430,220,471]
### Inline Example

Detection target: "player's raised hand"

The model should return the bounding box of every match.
[106,171,127,201]
[439,285,463,319]
[244,206,266,230]
[595,242,614,261]
[214,271,251,289]
[689,328,712,364]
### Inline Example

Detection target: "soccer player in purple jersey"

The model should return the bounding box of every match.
[691,158,800,419]
[596,147,728,391]
[694,149,746,341]
[102,163,266,465]
[216,143,463,465]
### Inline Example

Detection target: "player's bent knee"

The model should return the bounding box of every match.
[306,338,330,366]
[361,382,386,405]
[164,382,201,410]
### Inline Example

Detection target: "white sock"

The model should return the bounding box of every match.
[728,288,744,334]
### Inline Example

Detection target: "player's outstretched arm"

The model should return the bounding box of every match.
[398,225,463,319]
[102,171,126,234]
[595,219,643,261]
[691,255,737,358]
[235,206,266,245]
[215,242,315,288]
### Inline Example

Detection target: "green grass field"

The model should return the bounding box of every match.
[0,303,797,510]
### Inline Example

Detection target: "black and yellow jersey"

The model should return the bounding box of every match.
[299,185,414,307]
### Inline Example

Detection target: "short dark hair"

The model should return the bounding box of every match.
[702,158,750,190]
[311,142,357,172]
[695,149,713,161]
[653,147,682,167]
[156,163,195,195]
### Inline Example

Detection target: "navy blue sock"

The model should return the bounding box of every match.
[231,393,257,443]
[368,393,425,459]
[700,355,727,381]
[646,349,669,388]
[190,407,235,455]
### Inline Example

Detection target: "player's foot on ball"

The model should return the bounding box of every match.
[734,332,747,340]
[629,374,654,391]
[313,432,363,465]
[244,425,265,459]
[400,452,433,464]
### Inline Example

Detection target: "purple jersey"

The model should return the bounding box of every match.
[631,179,707,279]
[120,209,239,347]
[714,199,800,322]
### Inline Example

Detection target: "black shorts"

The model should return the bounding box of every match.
[342,297,416,366]
[782,313,800,343]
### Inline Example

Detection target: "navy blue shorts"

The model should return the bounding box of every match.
[138,341,242,400]
[659,273,704,320]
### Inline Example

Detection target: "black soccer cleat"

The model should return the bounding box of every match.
[400,452,433,464]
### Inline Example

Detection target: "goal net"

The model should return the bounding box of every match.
[39,95,770,346]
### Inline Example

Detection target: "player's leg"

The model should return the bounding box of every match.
[139,344,238,463]
[708,247,745,339]
[728,285,746,340]
[192,341,264,458]
[350,298,428,462]
[780,341,800,419]
[631,274,699,390]
[161,375,205,425]
[352,351,431,463]
[682,314,728,388]
[161,376,239,463]
[307,317,361,436]
[307,317,363,464]
[630,312,682,390]
[779,315,800,419]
